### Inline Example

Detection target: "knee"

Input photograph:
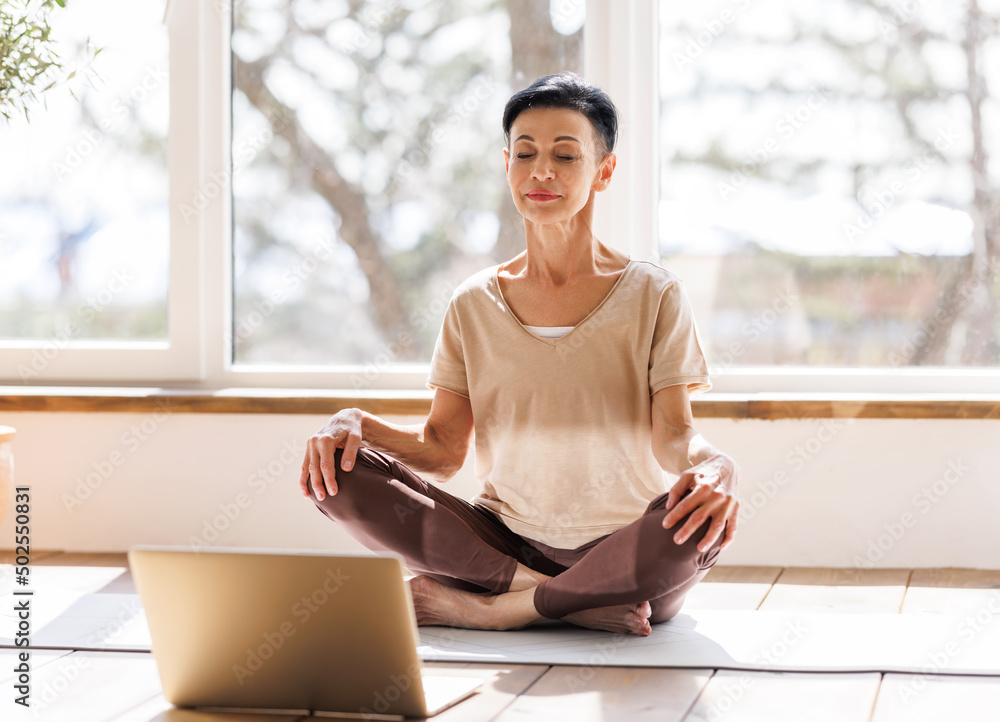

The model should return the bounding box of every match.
[644,491,720,557]
[656,511,719,562]
[634,518,721,596]
[307,447,370,514]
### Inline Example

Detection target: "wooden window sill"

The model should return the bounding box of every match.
[2,387,1000,419]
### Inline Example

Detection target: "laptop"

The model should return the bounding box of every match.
[128,547,484,718]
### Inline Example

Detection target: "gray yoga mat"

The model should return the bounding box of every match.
[4,588,1000,675]
[0,565,151,652]
[417,610,1000,675]
[0,591,151,652]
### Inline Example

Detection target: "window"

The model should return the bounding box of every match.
[0,0,186,382]
[658,1,1000,378]
[3,0,997,393]
[230,0,584,372]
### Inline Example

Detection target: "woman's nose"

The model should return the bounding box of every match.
[530,159,555,180]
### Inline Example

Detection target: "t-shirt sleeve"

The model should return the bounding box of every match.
[648,278,712,396]
[426,294,471,398]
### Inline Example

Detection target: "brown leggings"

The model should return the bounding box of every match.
[309,447,723,623]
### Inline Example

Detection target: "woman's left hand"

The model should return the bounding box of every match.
[661,453,740,552]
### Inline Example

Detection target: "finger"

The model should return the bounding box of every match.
[672,509,711,545]
[663,475,691,511]
[299,453,311,497]
[341,431,362,472]
[721,507,739,549]
[308,441,326,501]
[696,516,728,552]
[712,498,738,550]
[317,438,339,497]
[662,486,704,529]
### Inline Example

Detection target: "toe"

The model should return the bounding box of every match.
[630,600,652,618]
[627,611,650,635]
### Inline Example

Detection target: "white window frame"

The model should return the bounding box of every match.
[0,0,202,385]
[3,0,997,394]
[589,0,1000,395]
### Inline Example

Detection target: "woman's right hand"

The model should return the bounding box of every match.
[300,408,365,501]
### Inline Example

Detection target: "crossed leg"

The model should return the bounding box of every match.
[309,447,722,635]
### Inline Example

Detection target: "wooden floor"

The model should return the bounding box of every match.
[3,552,1000,721]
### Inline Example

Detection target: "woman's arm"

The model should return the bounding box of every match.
[300,388,474,500]
[650,384,741,552]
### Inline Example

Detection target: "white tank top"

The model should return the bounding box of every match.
[523,325,575,340]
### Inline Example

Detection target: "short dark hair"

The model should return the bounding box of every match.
[502,72,618,159]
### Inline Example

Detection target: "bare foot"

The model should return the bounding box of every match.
[409,575,485,628]
[562,600,653,636]
[409,575,652,636]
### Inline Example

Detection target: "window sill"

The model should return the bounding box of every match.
[1,387,999,419]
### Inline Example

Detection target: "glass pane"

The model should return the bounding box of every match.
[0,1,169,342]
[232,0,584,367]
[659,0,1000,368]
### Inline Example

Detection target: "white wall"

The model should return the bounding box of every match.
[0,410,997,569]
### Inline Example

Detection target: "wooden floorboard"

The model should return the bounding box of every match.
[682,670,882,722]
[104,694,176,722]
[908,568,1000,588]
[685,565,782,610]
[114,703,305,722]
[0,649,73,683]
[0,549,63,564]
[872,674,1000,721]
[31,552,131,567]
[494,667,713,722]
[5,563,1000,721]
[1,650,162,721]
[901,585,1000,615]
[901,568,1000,615]
[702,566,785,585]
[414,662,550,722]
[759,567,911,613]
[0,550,131,566]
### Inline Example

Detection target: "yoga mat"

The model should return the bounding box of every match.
[5,582,1000,676]
[417,610,1000,675]
[0,592,151,652]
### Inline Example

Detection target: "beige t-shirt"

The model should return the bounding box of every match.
[427,258,711,549]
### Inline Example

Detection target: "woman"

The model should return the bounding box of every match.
[300,72,740,637]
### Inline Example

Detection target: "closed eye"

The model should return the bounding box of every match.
[515,154,576,161]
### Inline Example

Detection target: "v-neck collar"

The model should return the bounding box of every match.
[492,259,635,346]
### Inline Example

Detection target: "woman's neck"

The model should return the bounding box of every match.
[508,234,628,287]
[514,205,610,282]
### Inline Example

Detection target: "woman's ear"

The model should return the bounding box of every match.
[593,152,617,191]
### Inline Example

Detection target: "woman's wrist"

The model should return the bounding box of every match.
[689,449,738,484]
[713,451,740,489]
[354,408,370,443]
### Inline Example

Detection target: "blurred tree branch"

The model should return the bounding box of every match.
[667,0,998,366]
[234,53,415,349]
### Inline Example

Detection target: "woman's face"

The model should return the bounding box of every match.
[503,107,614,226]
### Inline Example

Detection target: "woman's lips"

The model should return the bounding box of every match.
[526,190,561,201]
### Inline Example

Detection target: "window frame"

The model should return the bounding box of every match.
[2,0,997,394]
[0,0,201,385]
